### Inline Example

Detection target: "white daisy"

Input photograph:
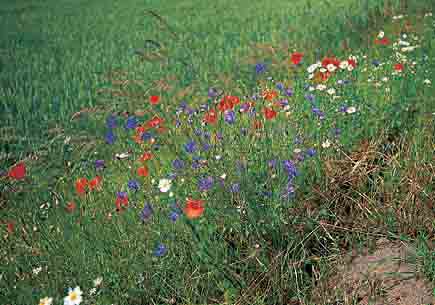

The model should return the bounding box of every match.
[158,178,171,193]
[319,67,327,73]
[316,84,327,91]
[327,88,336,95]
[33,267,42,275]
[93,277,103,287]
[307,62,321,73]
[220,173,227,179]
[339,61,349,69]
[347,65,354,72]
[326,63,337,72]
[64,286,83,305]
[346,106,357,114]
[322,140,331,148]
[377,31,385,39]
[39,297,53,305]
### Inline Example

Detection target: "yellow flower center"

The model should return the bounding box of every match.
[70,292,77,300]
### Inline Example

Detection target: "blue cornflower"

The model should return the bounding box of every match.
[339,105,348,113]
[282,160,298,179]
[184,139,197,154]
[255,62,267,74]
[106,114,117,129]
[281,182,295,199]
[305,93,315,102]
[279,99,289,107]
[95,159,105,170]
[172,159,185,170]
[169,211,179,222]
[139,203,153,222]
[216,132,223,141]
[154,243,167,257]
[194,128,202,136]
[202,142,211,152]
[105,130,116,144]
[128,180,140,191]
[294,136,303,145]
[332,128,342,137]
[230,183,240,193]
[175,119,181,128]
[372,60,380,66]
[199,104,209,112]
[285,88,294,97]
[141,131,153,141]
[125,116,138,130]
[224,110,236,124]
[208,87,218,98]
[117,191,127,199]
[198,176,214,192]
[268,159,277,168]
[276,82,284,91]
[306,148,316,157]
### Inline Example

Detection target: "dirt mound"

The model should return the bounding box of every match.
[311,238,434,305]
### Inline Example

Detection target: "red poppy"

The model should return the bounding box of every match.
[137,166,149,177]
[218,95,239,112]
[263,107,277,120]
[394,63,404,72]
[150,95,160,105]
[139,152,153,162]
[89,176,102,191]
[347,58,357,68]
[184,198,205,219]
[115,195,128,211]
[147,116,164,128]
[136,126,146,134]
[262,90,278,101]
[203,109,218,124]
[290,52,304,65]
[65,202,76,213]
[6,221,14,234]
[374,37,389,45]
[75,178,88,196]
[321,56,340,68]
[8,163,26,180]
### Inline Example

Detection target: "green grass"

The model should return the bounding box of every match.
[0,0,434,304]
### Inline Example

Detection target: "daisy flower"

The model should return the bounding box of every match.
[64,286,83,305]
[158,178,172,193]
[93,277,103,287]
[346,106,357,114]
[322,139,332,148]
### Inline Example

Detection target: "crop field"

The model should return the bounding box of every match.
[0,0,434,304]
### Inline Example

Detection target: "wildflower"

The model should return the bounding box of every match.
[147,116,164,128]
[139,203,153,222]
[282,160,298,180]
[305,93,315,103]
[263,107,277,120]
[224,110,236,124]
[169,211,179,222]
[316,84,327,91]
[394,63,404,72]
[306,148,316,157]
[95,160,105,170]
[326,63,337,72]
[230,183,240,193]
[65,202,76,213]
[198,176,214,192]
[290,52,304,65]
[8,162,26,180]
[106,114,117,129]
[75,178,88,196]
[307,62,321,73]
[203,109,218,124]
[281,181,296,199]
[105,130,116,144]
[115,192,128,210]
[377,31,385,39]
[346,106,357,114]
[208,87,219,98]
[423,79,431,85]
[137,166,149,177]
[89,288,97,296]
[125,116,138,130]
[202,142,211,152]
[158,178,171,193]
[375,37,389,45]
[262,89,278,101]
[327,88,336,95]
[39,297,53,305]
[139,152,153,162]
[93,277,103,287]
[64,286,83,305]
[33,266,42,275]
[184,139,197,154]
[184,198,205,219]
[89,176,102,191]
[149,95,160,105]
[285,88,294,97]
[322,139,332,148]
[276,82,284,90]
[128,180,140,191]
[255,62,267,74]
[154,243,167,257]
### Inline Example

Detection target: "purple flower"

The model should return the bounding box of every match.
[198,176,214,192]
[140,203,153,222]
[128,180,139,191]
[305,94,315,102]
[117,191,128,199]
[141,131,153,141]
[95,159,105,170]
[106,115,117,129]
[240,103,250,113]
[216,132,223,141]
[255,62,267,74]
[294,136,303,145]
[194,128,202,136]
[125,116,138,130]
[276,83,284,91]
[268,159,277,168]
[202,142,211,152]
[154,243,167,257]
[208,87,219,98]
[230,183,240,193]
[203,131,211,140]
[172,159,185,170]
[224,110,236,124]
[175,119,181,128]
[285,88,294,97]
[279,99,289,107]
[105,130,116,144]
[169,211,179,222]
[332,128,342,137]
[282,160,298,179]
[184,140,197,154]
[281,182,295,199]
[306,148,316,157]
[339,105,348,113]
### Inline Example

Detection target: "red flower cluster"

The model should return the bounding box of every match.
[374,37,390,45]
[290,52,304,65]
[8,163,26,180]
[203,109,218,124]
[218,95,240,112]
[115,193,129,211]
[149,95,160,105]
[75,176,102,196]
[184,198,205,219]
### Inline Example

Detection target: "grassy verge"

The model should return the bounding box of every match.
[0,0,434,304]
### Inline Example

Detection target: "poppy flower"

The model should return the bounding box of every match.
[65,202,76,213]
[150,95,160,105]
[147,116,164,128]
[321,56,340,68]
[290,52,304,65]
[374,37,389,45]
[8,163,26,180]
[139,152,153,162]
[75,178,88,196]
[115,192,128,211]
[218,95,239,112]
[262,89,278,101]
[263,107,277,120]
[394,63,404,72]
[184,198,205,219]
[137,166,149,177]
[5,221,14,234]
[89,176,102,191]
[203,109,218,124]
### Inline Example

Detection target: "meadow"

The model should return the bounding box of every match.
[0,0,434,304]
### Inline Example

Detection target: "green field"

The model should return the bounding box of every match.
[1,0,434,304]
